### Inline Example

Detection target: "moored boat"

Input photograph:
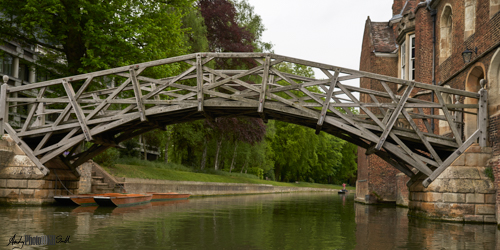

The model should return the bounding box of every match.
[338,190,348,194]
[147,192,190,201]
[54,193,123,206]
[94,193,152,207]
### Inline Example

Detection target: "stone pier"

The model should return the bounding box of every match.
[0,134,92,205]
[407,145,495,223]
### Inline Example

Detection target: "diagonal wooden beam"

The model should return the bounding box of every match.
[62,79,93,141]
[335,81,432,173]
[375,81,414,150]
[129,68,147,121]
[4,123,50,175]
[423,130,480,187]
[21,87,46,133]
[435,89,463,146]
[316,69,339,134]
[86,68,145,122]
[381,82,443,165]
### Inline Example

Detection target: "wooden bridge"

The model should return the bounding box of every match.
[0,53,487,187]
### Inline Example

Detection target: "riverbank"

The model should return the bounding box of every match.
[99,160,354,194]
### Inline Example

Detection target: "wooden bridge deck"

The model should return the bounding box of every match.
[0,53,488,187]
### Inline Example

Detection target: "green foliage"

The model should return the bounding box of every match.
[0,0,195,76]
[117,157,193,172]
[248,167,264,179]
[485,166,495,182]
[93,147,120,168]
[119,139,141,158]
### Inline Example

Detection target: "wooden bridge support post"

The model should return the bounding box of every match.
[478,80,488,147]
[196,53,204,112]
[258,55,271,113]
[0,76,7,134]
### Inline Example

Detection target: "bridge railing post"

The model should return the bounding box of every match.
[478,79,488,147]
[454,94,463,142]
[0,75,8,135]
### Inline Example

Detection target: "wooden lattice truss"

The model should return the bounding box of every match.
[0,53,487,187]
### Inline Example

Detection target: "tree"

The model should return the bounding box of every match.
[0,0,194,76]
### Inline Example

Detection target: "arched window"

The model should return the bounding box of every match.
[465,0,476,39]
[491,0,500,18]
[440,6,453,63]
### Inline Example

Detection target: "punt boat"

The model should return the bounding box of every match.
[93,193,152,207]
[54,193,123,206]
[147,192,191,201]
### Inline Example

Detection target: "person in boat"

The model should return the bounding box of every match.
[342,183,346,191]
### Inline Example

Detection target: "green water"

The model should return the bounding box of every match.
[0,193,498,249]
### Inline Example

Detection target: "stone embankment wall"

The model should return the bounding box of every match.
[0,135,92,205]
[120,178,338,196]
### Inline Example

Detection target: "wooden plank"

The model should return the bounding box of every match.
[375,82,414,150]
[258,55,271,113]
[316,69,339,134]
[4,123,50,175]
[423,130,480,187]
[129,69,147,121]
[62,79,93,141]
[196,54,204,112]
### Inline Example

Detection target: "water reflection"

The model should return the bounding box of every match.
[0,193,499,249]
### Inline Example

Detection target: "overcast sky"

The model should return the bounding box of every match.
[251,0,395,76]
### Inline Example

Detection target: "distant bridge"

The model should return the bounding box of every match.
[0,53,487,187]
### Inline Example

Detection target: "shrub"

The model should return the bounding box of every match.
[248,167,264,179]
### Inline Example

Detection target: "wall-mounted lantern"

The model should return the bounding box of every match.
[462,47,477,64]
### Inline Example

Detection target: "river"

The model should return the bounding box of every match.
[0,193,498,249]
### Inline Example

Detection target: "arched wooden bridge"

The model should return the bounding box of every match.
[0,53,487,187]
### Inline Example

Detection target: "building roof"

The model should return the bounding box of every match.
[370,22,397,53]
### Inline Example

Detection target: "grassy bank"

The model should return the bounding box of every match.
[101,158,355,191]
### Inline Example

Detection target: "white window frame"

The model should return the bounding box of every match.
[400,41,406,80]
[409,34,415,81]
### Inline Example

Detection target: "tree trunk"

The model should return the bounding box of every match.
[229,141,238,173]
[214,134,223,170]
[201,140,208,169]
[240,159,248,173]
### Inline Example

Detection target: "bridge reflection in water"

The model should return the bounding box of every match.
[0,193,497,249]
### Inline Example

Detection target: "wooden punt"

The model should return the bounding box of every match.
[147,192,190,201]
[94,193,152,207]
[54,193,124,206]
[338,190,348,194]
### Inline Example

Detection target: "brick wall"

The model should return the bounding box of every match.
[357,17,402,203]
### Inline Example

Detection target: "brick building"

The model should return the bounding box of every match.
[357,0,500,217]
